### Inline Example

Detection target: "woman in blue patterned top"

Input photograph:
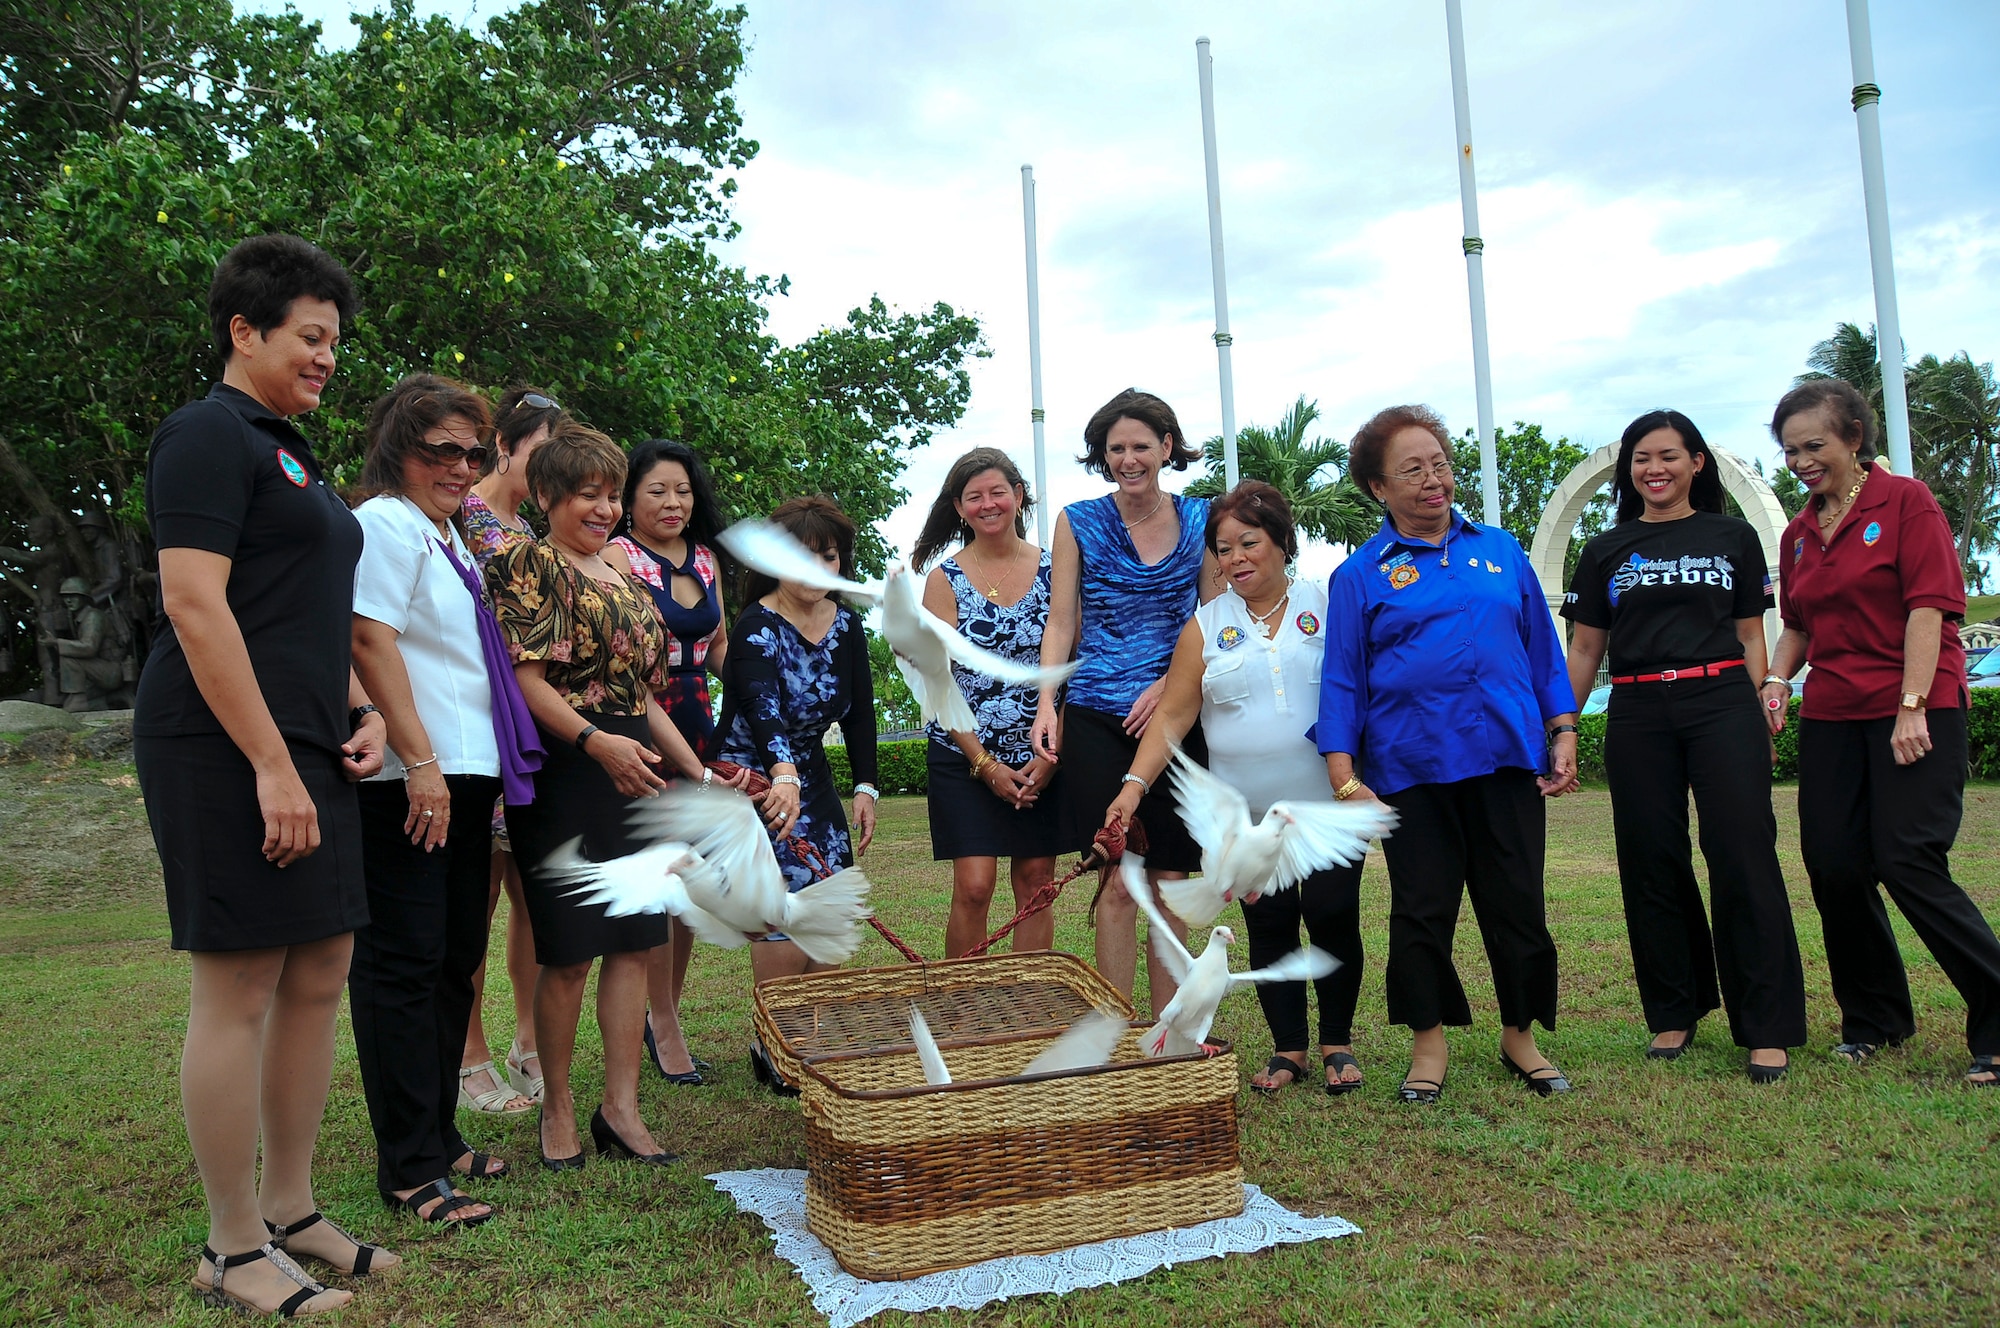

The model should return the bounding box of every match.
[1032,389,1219,1012]
[912,448,1062,956]
[712,496,879,1090]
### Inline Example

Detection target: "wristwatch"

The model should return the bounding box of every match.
[1899,692,1927,712]
[349,703,380,729]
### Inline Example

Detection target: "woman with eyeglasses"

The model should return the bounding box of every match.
[1562,409,1805,1082]
[606,438,731,1085]
[348,374,545,1223]
[456,387,561,1115]
[1317,405,1579,1105]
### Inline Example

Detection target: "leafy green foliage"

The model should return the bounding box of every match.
[1187,395,1376,548]
[825,737,930,795]
[0,0,984,668]
[1451,422,1609,585]
[865,627,921,733]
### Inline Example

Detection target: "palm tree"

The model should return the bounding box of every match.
[1800,321,1887,409]
[1186,396,1377,548]
[1910,352,2000,584]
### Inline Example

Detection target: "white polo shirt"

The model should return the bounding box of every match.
[352,494,500,780]
[1195,578,1332,818]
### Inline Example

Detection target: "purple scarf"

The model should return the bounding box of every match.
[437,536,544,804]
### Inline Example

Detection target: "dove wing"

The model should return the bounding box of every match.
[1119,855,1193,982]
[924,612,1080,690]
[1229,944,1340,987]
[1268,799,1400,893]
[1021,1010,1128,1076]
[909,1005,952,1085]
[1166,742,1250,862]
[627,784,780,917]
[718,519,882,602]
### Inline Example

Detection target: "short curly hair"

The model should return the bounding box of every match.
[208,234,356,364]
[1204,480,1298,562]
[1078,388,1197,479]
[1351,404,1452,503]
[525,419,627,510]
[1770,379,1878,461]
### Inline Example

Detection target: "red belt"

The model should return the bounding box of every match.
[1610,658,1746,685]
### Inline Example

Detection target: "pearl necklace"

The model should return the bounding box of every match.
[1243,584,1291,637]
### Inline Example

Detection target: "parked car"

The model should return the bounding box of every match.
[1969,649,2000,689]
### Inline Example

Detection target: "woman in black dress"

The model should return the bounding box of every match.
[606,439,731,1084]
[1563,410,1806,1082]
[135,235,392,1315]
[489,423,710,1168]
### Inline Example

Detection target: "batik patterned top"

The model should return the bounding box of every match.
[461,490,535,570]
[924,551,1052,767]
[1064,492,1210,713]
[487,540,665,715]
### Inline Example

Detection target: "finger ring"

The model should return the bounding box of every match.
[422,810,435,818]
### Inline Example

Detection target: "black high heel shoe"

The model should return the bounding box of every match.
[644,1015,706,1086]
[590,1107,677,1165]
[538,1111,586,1172]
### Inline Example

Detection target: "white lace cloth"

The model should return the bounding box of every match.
[707,1168,1360,1326]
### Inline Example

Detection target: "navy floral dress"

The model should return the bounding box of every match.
[924,552,1051,767]
[714,602,879,893]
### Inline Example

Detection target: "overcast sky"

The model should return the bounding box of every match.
[265,2,2000,572]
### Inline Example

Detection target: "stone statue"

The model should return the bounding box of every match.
[42,577,132,711]
[0,516,73,705]
[75,509,150,673]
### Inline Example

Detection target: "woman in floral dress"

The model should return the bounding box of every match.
[712,496,880,1091]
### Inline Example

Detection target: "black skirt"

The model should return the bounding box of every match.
[506,711,673,967]
[137,733,368,952]
[1055,704,1206,873]
[926,742,1064,861]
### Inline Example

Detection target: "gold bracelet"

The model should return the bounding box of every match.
[1334,776,1363,801]
[969,751,995,779]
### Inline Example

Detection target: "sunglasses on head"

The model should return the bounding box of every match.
[517,393,561,412]
[415,440,492,468]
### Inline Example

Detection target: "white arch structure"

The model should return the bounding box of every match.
[1528,446,1790,649]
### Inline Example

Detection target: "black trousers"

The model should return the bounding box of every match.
[1379,769,1559,1032]
[350,774,500,1192]
[1241,861,1365,1050]
[1798,709,2000,1055]
[1605,674,1808,1048]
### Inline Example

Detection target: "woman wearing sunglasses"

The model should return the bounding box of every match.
[347,374,544,1224]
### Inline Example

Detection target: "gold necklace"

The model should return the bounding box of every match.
[1121,491,1167,529]
[962,544,1017,601]
[1818,470,1866,528]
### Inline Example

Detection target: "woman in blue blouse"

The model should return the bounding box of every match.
[607,439,728,1087]
[1032,389,1218,1012]
[913,447,1061,956]
[1317,405,1579,1104]
[713,495,879,1091]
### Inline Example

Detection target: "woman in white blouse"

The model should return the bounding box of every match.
[348,375,541,1226]
[1104,481,1369,1095]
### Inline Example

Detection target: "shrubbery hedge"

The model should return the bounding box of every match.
[828,692,2000,795]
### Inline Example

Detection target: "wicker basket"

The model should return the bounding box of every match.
[752,951,1135,1087]
[799,1028,1243,1281]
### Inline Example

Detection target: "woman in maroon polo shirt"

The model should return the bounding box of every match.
[1763,379,2000,1088]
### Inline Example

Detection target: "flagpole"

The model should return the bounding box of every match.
[1443,0,1500,527]
[1195,37,1239,489]
[1843,0,1913,475]
[1021,164,1050,545]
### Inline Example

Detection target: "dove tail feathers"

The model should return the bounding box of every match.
[1156,875,1225,929]
[777,866,875,966]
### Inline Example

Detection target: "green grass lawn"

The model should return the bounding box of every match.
[2,758,1997,1325]
[1964,594,2000,627]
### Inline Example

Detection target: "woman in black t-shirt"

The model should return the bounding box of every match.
[1563,410,1807,1083]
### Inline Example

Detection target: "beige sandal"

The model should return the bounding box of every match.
[504,1038,544,1103]
[457,1060,533,1115]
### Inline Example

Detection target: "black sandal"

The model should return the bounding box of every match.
[380,1177,493,1228]
[193,1243,337,1317]
[454,1149,509,1180]
[1398,1075,1444,1105]
[1249,1054,1307,1096]
[264,1211,393,1276]
[1966,1054,1999,1087]
[1323,1050,1365,1096]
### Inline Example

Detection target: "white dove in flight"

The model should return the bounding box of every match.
[589,781,877,965]
[1020,1008,1129,1077]
[1157,742,1398,929]
[539,838,749,951]
[718,518,1078,732]
[1121,854,1339,1058]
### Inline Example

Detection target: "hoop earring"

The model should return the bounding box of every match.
[496,451,512,475]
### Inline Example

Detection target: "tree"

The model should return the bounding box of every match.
[0,0,985,689]
[1450,423,1609,585]
[866,627,920,733]
[1186,396,1376,549]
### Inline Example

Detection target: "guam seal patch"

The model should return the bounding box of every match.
[276,449,309,487]
[1862,520,1882,546]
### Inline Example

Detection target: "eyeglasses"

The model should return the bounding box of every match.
[516,393,561,412]
[1389,460,1453,485]
[414,441,492,469]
